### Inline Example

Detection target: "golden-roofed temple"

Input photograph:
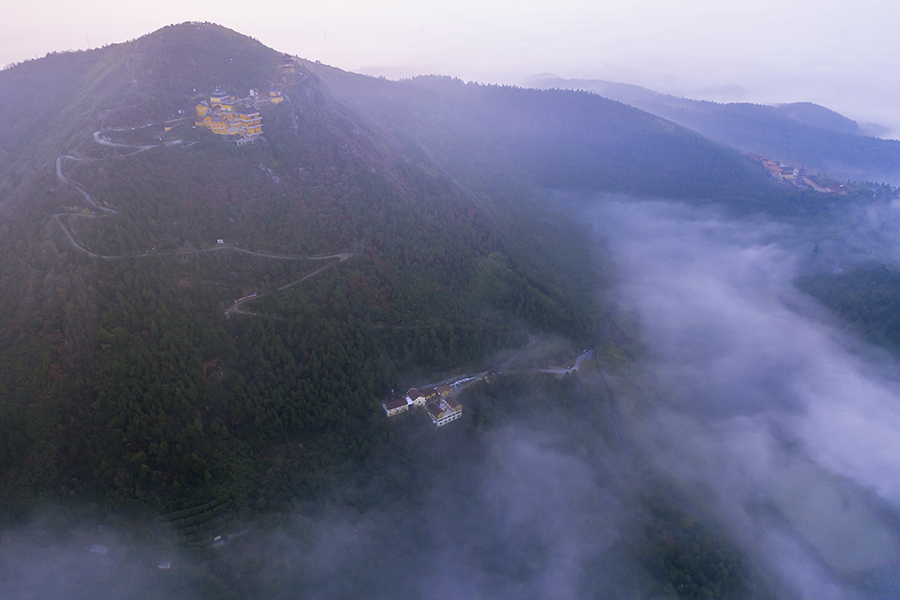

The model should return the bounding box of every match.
[195,87,264,141]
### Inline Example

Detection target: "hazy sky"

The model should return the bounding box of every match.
[4,1,900,132]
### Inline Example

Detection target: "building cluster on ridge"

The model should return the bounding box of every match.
[759,157,807,185]
[193,55,297,143]
[194,86,283,142]
[748,152,846,193]
[382,384,463,427]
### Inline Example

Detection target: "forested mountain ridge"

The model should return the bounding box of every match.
[0,23,600,515]
[0,22,817,517]
[303,65,796,209]
[525,75,900,185]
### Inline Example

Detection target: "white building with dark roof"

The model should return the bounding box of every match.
[383,386,463,426]
[425,397,463,427]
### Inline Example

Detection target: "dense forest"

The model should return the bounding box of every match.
[797,263,900,354]
[0,19,877,520]
[0,23,607,518]
[2,21,893,600]
[7,18,900,599]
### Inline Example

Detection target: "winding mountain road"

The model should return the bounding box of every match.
[54,136,353,264]
[56,155,118,214]
[52,121,354,322]
[52,213,102,258]
[93,130,156,152]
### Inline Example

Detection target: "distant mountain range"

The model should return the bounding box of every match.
[523,74,900,185]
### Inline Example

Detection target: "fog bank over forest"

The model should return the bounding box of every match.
[5,197,900,599]
[590,197,900,599]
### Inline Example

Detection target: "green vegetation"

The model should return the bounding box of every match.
[630,495,754,600]
[0,30,869,600]
[0,24,608,515]
[312,70,791,206]
[0,156,595,514]
[797,262,900,354]
[459,373,764,600]
[157,497,234,547]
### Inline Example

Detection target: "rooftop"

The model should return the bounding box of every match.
[384,398,408,410]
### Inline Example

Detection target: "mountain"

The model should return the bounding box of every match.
[301,66,792,209]
[771,102,862,134]
[0,22,839,517]
[5,22,900,600]
[524,75,900,185]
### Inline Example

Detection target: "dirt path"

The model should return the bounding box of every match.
[536,350,594,374]
[224,255,351,318]
[180,245,351,261]
[51,217,353,265]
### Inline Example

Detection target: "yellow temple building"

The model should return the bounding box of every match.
[280,54,295,73]
[195,87,264,140]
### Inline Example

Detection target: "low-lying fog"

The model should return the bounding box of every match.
[593,198,900,599]
[4,196,900,599]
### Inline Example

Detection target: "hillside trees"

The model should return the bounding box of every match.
[798,263,900,354]
[0,23,698,512]
[0,86,601,511]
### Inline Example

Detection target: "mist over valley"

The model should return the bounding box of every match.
[1,22,900,600]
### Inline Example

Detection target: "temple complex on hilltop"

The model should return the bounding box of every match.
[195,85,282,142]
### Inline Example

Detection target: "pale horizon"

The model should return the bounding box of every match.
[4,1,899,137]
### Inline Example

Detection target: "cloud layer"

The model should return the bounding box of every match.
[593,198,900,598]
